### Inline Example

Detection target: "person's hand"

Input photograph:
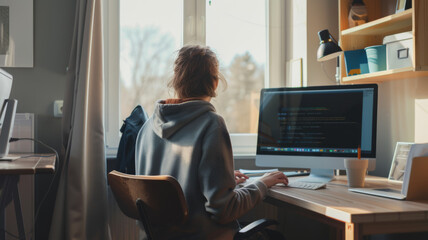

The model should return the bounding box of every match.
[234,170,249,184]
[260,171,288,188]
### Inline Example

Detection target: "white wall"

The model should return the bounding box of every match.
[284,0,338,87]
[306,0,338,86]
[375,78,428,176]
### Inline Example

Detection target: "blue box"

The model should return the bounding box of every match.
[344,49,369,76]
[365,45,386,73]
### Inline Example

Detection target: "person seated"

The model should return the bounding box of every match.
[135,45,288,239]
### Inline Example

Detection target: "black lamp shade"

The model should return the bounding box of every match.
[317,29,342,62]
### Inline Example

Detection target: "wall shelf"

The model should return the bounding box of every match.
[341,9,412,36]
[338,0,428,84]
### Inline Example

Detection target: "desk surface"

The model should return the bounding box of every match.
[268,175,428,224]
[0,154,56,175]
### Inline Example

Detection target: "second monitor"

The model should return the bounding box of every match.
[256,84,378,182]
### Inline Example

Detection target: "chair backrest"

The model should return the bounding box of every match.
[108,170,189,228]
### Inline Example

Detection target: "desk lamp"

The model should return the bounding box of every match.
[317,29,342,83]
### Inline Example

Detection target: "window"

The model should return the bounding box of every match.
[119,0,183,120]
[104,0,285,155]
[206,0,266,134]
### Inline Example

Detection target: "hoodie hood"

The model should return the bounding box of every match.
[152,100,216,139]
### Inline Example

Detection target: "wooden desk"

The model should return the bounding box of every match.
[266,176,428,240]
[0,154,56,174]
[0,154,56,240]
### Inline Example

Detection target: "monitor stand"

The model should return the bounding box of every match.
[297,169,334,183]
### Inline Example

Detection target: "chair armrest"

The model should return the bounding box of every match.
[235,218,278,239]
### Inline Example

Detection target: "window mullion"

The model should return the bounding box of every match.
[183,0,206,45]
[196,0,206,44]
[183,0,198,45]
[267,0,286,88]
[104,0,120,150]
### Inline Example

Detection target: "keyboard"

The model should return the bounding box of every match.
[287,181,326,190]
[239,177,326,190]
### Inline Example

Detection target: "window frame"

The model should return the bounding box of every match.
[103,0,285,156]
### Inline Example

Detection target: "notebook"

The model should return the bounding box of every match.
[349,143,428,200]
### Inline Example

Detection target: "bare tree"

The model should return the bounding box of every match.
[213,52,264,133]
[120,26,175,118]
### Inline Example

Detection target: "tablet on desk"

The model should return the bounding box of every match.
[348,187,406,200]
[349,145,428,201]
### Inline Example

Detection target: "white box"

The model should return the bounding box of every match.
[383,31,413,70]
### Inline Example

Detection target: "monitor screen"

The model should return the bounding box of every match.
[256,84,377,171]
[0,68,15,159]
[0,68,13,127]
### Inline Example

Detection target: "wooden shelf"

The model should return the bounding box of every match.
[339,0,428,84]
[341,9,413,36]
[342,67,428,83]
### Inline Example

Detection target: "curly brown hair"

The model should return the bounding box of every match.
[169,45,225,98]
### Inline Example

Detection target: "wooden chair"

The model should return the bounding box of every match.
[108,170,282,240]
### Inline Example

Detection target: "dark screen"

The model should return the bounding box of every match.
[257,85,377,158]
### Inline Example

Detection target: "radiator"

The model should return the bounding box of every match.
[108,186,142,240]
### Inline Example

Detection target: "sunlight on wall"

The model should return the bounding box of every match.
[415,99,428,143]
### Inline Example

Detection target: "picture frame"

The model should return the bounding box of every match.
[0,0,33,67]
[395,0,412,14]
[388,142,414,182]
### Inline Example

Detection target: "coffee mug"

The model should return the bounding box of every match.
[344,158,368,187]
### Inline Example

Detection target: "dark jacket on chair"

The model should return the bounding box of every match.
[116,105,148,174]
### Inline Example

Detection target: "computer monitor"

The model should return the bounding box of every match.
[0,68,17,159]
[256,84,377,182]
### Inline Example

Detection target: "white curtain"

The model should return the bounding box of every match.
[49,0,110,239]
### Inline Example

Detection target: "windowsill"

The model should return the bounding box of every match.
[106,149,256,160]
[106,147,118,158]
[233,154,256,159]
[106,133,258,159]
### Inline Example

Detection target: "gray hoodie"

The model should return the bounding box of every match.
[135,100,268,239]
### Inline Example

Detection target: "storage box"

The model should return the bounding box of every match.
[383,31,413,70]
[343,49,369,76]
[365,45,386,73]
